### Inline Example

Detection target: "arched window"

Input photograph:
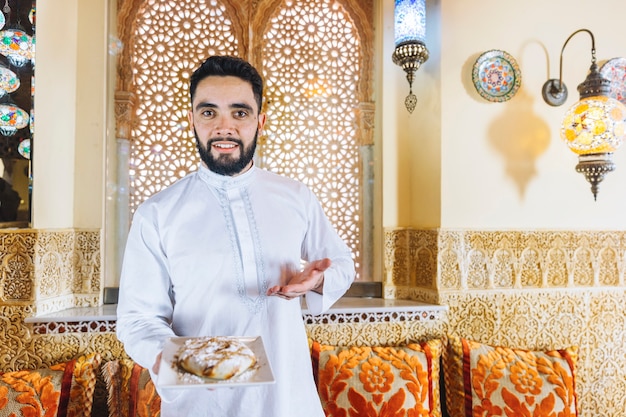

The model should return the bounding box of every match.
[116,0,375,280]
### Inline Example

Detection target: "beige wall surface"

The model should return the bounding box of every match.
[32,0,108,230]
[381,0,442,228]
[382,0,626,229]
[31,1,626,232]
[73,0,108,228]
[32,0,78,228]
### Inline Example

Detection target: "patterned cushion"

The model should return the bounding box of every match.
[101,359,161,417]
[0,352,101,417]
[311,339,442,417]
[442,335,578,417]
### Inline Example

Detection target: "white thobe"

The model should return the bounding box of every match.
[116,164,355,417]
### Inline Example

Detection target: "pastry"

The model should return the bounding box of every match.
[176,336,256,380]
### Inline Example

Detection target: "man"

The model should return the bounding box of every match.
[116,55,356,416]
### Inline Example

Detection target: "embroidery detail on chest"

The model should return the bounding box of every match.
[217,186,268,314]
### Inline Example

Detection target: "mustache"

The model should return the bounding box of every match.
[207,137,244,146]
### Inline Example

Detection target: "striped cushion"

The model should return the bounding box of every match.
[0,353,101,417]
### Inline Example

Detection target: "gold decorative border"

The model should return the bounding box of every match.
[384,228,626,417]
[0,228,101,372]
[0,230,36,302]
[2,227,625,416]
[384,228,439,291]
[384,228,626,295]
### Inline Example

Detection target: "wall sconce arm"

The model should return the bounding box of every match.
[542,28,597,106]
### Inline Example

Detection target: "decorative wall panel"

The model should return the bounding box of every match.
[2,227,626,416]
[305,309,446,347]
[0,229,108,416]
[0,228,101,372]
[0,230,35,302]
[384,228,626,417]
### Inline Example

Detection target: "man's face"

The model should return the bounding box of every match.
[188,76,266,176]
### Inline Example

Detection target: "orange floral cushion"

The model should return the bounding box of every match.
[311,340,442,417]
[0,352,101,417]
[442,335,578,417]
[102,359,161,417]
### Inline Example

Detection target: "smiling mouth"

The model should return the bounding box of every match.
[212,141,239,152]
[214,143,237,149]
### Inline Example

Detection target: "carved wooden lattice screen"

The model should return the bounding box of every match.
[117,0,374,278]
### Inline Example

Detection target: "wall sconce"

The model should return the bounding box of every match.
[392,0,429,114]
[542,29,626,200]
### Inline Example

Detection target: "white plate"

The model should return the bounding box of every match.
[157,336,275,389]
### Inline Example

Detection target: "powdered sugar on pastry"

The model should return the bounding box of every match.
[176,336,257,380]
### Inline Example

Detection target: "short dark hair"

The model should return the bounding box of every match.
[189,55,264,113]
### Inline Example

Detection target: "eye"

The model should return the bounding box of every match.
[233,110,249,119]
[200,109,215,118]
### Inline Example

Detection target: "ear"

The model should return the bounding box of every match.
[187,109,194,131]
[257,112,267,132]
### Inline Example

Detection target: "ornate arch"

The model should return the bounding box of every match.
[115,0,251,139]
[116,0,144,93]
[116,0,256,93]
[113,0,375,277]
[115,0,374,139]
[250,0,374,102]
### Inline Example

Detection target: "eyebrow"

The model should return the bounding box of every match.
[194,101,254,113]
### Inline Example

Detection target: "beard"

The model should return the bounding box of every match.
[195,129,258,176]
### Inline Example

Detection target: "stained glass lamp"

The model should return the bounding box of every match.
[29,35,35,66]
[392,0,429,113]
[0,103,29,136]
[29,106,33,136]
[0,28,33,67]
[0,63,18,98]
[542,29,626,200]
[18,138,30,159]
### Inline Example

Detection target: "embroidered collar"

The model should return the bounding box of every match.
[197,164,256,190]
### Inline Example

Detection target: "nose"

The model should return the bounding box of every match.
[214,115,235,137]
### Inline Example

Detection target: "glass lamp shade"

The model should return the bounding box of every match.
[29,35,35,66]
[18,138,30,159]
[0,29,33,67]
[0,65,19,98]
[394,0,426,46]
[29,107,34,136]
[561,95,626,154]
[0,104,29,136]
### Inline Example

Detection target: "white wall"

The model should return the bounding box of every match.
[381,0,442,228]
[33,0,108,229]
[34,0,626,236]
[33,0,78,228]
[74,0,107,228]
[382,0,626,230]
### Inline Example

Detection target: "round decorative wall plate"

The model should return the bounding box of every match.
[600,57,626,105]
[472,50,522,102]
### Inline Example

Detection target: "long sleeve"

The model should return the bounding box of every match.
[302,188,356,315]
[116,209,176,369]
